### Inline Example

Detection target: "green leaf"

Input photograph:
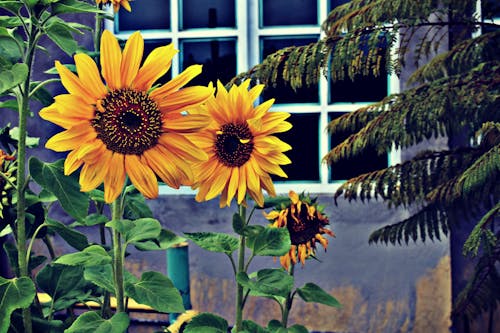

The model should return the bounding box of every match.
[260,196,292,209]
[184,232,239,255]
[232,213,267,237]
[0,276,36,333]
[9,127,39,147]
[184,313,229,333]
[248,227,291,257]
[29,158,89,220]
[0,99,18,111]
[84,265,138,293]
[51,0,106,15]
[242,320,269,333]
[134,228,186,251]
[30,81,54,106]
[0,63,28,95]
[79,213,109,226]
[46,218,89,251]
[124,271,184,313]
[236,269,293,298]
[0,16,23,28]
[123,218,161,245]
[64,312,130,333]
[296,283,341,308]
[0,1,23,12]
[46,21,78,56]
[287,325,309,333]
[123,191,153,220]
[55,245,112,266]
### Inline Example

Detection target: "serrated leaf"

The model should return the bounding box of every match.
[46,21,78,56]
[29,158,89,220]
[0,63,28,94]
[124,271,184,313]
[184,313,228,333]
[84,264,138,293]
[134,228,186,251]
[249,227,291,257]
[296,283,341,308]
[236,269,293,298]
[0,276,36,333]
[184,232,239,255]
[46,218,89,251]
[55,245,111,266]
[64,312,130,333]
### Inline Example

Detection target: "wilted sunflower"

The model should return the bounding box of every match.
[264,190,334,270]
[0,150,15,218]
[190,80,292,207]
[41,30,212,203]
[96,0,131,12]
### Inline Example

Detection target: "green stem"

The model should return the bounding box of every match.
[111,200,125,313]
[281,264,295,328]
[94,5,103,64]
[234,204,246,332]
[25,223,47,265]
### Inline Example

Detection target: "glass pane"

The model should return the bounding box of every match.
[181,39,237,86]
[482,0,500,18]
[261,0,317,26]
[328,112,388,181]
[181,0,236,29]
[117,0,170,31]
[261,36,319,104]
[329,0,350,11]
[273,113,319,182]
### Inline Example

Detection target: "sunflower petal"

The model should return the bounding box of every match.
[64,149,84,175]
[121,31,143,87]
[162,113,210,133]
[79,158,109,192]
[101,30,122,90]
[74,53,107,99]
[133,44,177,91]
[158,133,207,162]
[157,86,213,112]
[55,61,95,103]
[45,122,96,152]
[150,65,203,100]
[104,153,126,203]
[125,154,159,199]
[226,167,239,206]
[144,147,181,189]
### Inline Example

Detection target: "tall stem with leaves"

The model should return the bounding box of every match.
[111,199,125,313]
[234,204,247,332]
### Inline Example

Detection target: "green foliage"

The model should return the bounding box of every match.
[184,231,239,255]
[296,283,341,308]
[64,312,130,333]
[55,245,112,266]
[236,269,294,298]
[184,312,229,333]
[0,276,36,333]
[246,227,291,257]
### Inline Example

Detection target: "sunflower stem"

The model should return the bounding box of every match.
[111,200,125,313]
[234,204,246,332]
[94,4,103,64]
[281,264,295,328]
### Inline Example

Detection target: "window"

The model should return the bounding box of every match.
[110,0,399,194]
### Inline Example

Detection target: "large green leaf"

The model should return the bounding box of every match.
[124,271,184,313]
[296,283,341,308]
[46,218,89,251]
[46,21,78,56]
[232,213,265,237]
[123,191,153,220]
[0,63,28,95]
[124,218,161,245]
[64,312,130,333]
[236,269,293,298]
[51,0,106,15]
[84,265,138,293]
[184,232,239,255]
[248,227,291,257]
[29,158,89,220]
[134,228,186,251]
[0,1,23,12]
[184,313,229,333]
[241,320,269,333]
[55,245,112,266]
[0,276,36,333]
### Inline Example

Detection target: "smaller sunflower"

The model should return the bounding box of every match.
[264,190,335,270]
[96,0,131,12]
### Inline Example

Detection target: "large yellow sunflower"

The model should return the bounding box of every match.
[264,190,335,270]
[96,0,131,12]
[189,80,292,207]
[40,30,212,203]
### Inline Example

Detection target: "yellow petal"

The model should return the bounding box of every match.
[55,61,95,103]
[74,53,107,99]
[226,167,239,206]
[120,31,143,87]
[205,166,231,200]
[100,30,122,90]
[79,159,109,192]
[64,149,84,175]
[150,65,203,100]
[45,122,96,152]
[104,153,126,203]
[121,0,131,11]
[125,154,159,199]
[133,43,177,91]
[161,113,210,133]
[237,163,247,204]
[157,86,213,113]
[252,98,274,119]
[143,147,181,189]
[158,133,207,162]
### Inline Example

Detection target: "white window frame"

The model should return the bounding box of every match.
[107,0,401,196]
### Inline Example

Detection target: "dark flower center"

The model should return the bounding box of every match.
[287,203,322,245]
[92,89,162,155]
[215,123,254,167]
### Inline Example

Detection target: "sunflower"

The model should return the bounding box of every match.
[264,190,335,270]
[96,0,131,12]
[40,30,212,203]
[189,80,292,208]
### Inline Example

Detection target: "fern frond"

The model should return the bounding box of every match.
[368,204,449,245]
[409,31,500,85]
[324,62,500,165]
[463,202,500,257]
[452,240,500,319]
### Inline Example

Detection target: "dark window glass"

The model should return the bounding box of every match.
[329,0,350,11]
[329,35,388,103]
[273,113,319,182]
[482,0,500,18]
[261,0,317,27]
[117,0,170,31]
[181,39,236,86]
[181,0,236,29]
[261,36,319,104]
[328,112,388,181]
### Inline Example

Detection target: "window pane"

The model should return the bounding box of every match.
[181,39,237,86]
[181,0,236,29]
[261,0,317,26]
[273,113,319,182]
[329,0,350,11]
[482,0,500,18]
[328,112,388,181]
[117,0,170,31]
[261,36,319,104]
